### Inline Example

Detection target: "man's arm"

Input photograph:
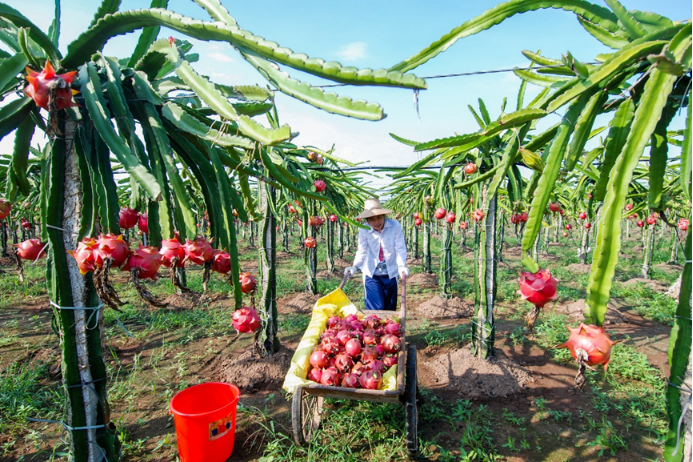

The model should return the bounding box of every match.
[394,221,408,270]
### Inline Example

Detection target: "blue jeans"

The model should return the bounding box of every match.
[364,275,398,311]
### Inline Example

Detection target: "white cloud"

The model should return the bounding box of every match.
[208,52,235,63]
[335,42,368,62]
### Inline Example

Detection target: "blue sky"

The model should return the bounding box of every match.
[4,0,692,191]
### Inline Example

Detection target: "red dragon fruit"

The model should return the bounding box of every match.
[518,268,558,308]
[68,238,99,275]
[24,61,77,111]
[381,334,402,354]
[211,251,231,274]
[123,245,163,280]
[239,272,257,293]
[232,306,261,333]
[320,367,340,387]
[310,350,329,369]
[313,180,327,192]
[14,239,47,260]
[307,368,322,383]
[159,237,186,268]
[434,207,447,220]
[183,237,214,265]
[118,207,140,230]
[341,373,360,388]
[335,354,354,373]
[359,370,382,390]
[345,338,362,357]
[138,213,149,234]
[95,233,130,268]
[555,323,619,370]
[0,199,10,221]
[361,346,379,364]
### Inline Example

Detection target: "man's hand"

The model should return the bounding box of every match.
[398,267,410,279]
[344,267,357,278]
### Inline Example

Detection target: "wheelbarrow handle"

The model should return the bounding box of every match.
[339,273,350,290]
[400,275,406,312]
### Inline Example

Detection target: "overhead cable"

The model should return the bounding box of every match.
[315,62,599,88]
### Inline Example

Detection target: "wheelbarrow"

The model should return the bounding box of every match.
[285,274,421,459]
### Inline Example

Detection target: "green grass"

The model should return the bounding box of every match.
[279,314,310,336]
[258,399,410,461]
[0,227,683,461]
[277,271,307,298]
[532,310,669,445]
[103,303,237,344]
[410,319,469,347]
[611,282,677,325]
[0,263,47,308]
[0,362,66,456]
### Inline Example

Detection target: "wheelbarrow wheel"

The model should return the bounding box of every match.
[404,344,419,459]
[292,387,324,445]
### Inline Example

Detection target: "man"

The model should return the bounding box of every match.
[345,198,409,310]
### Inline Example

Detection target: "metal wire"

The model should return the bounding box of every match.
[27,417,109,432]
[50,300,103,330]
[315,62,600,88]
[26,418,113,462]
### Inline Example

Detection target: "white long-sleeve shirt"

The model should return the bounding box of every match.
[352,218,407,280]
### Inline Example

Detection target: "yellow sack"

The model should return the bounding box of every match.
[282,288,398,394]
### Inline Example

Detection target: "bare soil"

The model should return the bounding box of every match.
[207,345,296,394]
[406,257,422,267]
[566,263,592,274]
[553,298,672,375]
[316,269,340,279]
[554,299,588,320]
[0,235,679,462]
[277,292,320,314]
[162,291,228,310]
[622,277,670,293]
[414,294,473,320]
[419,346,534,398]
[503,245,523,256]
[239,260,258,274]
[417,336,664,461]
[407,272,438,287]
[0,255,16,268]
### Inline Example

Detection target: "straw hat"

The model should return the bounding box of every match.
[356,198,392,219]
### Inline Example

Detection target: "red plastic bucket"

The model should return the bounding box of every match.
[169,382,240,462]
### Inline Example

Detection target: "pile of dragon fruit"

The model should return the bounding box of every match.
[307,313,402,390]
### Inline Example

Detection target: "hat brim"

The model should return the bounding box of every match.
[356,208,392,219]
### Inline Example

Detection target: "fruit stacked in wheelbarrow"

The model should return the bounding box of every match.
[283,275,422,459]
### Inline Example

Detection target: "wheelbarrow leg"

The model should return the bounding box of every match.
[405,344,419,459]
